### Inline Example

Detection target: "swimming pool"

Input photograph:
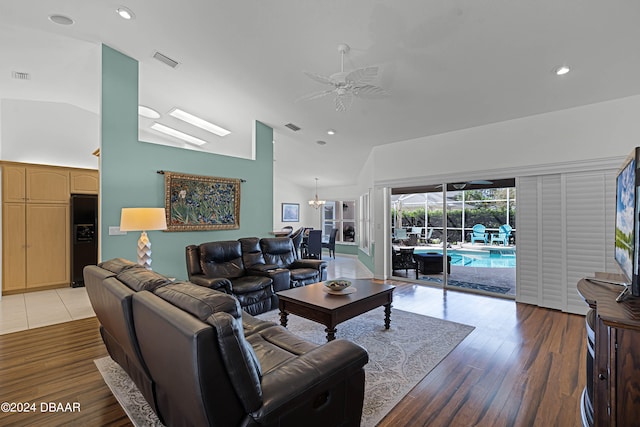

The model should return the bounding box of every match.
[414,249,516,268]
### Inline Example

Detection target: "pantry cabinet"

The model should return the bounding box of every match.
[1,162,97,294]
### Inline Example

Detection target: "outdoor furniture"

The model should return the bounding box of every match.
[470,224,488,244]
[392,247,417,276]
[413,252,451,278]
[490,224,512,246]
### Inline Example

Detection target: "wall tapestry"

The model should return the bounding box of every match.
[163,171,241,231]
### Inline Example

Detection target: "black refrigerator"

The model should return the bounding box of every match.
[70,194,98,287]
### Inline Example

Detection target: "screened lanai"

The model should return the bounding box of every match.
[390,179,516,297]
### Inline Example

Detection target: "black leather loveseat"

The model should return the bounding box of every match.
[84,259,368,427]
[186,237,327,315]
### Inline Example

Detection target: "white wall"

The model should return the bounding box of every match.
[1,99,99,169]
[273,174,320,230]
[373,95,640,186]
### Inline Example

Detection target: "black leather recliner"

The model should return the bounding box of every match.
[259,237,328,287]
[85,261,369,427]
[186,241,276,315]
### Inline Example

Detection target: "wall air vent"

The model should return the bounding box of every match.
[152,51,179,68]
[285,123,301,132]
[12,71,30,80]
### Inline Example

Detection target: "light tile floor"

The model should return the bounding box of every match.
[0,253,373,335]
[0,287,95,335]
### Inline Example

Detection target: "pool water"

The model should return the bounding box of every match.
[415,249,516,268]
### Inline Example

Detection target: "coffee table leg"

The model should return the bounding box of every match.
[384,303,392,329]
[279,310,288,328]
[325,327,336,342]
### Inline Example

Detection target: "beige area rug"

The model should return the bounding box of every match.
[95,308,474,427]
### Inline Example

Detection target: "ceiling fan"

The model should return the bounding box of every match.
[298,43,387,112]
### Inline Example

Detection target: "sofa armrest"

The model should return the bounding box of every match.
[188,275,231,293]
[290,259,327,271]
[247,266,290,293]
[249,339,368,423]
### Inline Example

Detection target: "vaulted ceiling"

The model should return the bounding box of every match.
[2,1,640,188]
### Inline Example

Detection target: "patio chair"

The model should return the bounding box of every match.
[394,228,408,245]
[490,224,512,246]
[392,247,417,276]
[470,224,488,244]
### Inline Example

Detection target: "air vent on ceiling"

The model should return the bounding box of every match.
[152,51,179,68]
[12,71,30,80]
[285,123,301,131]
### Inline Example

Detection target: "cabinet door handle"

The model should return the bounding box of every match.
[599,373,606,380]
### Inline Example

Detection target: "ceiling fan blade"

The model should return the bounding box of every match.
[335,93,353,112]
[354,84,388,98]
[295,89,335,102]
[345,66,378,84]
[303,71,335,86]
[468,180,493,185]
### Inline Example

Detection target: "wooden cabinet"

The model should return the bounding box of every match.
[2,165,26,202]
[2,203,26,292]
[2,164,70,203]
[1,162,96,294]
[577,277,640,426]
[70,170,99,194]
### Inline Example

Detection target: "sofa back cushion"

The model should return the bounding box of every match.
[239,237,266,268]
[260,237,296,267]
[154,282,242,320]
[206,311,263,412]
[99,257,142,274]
[199,241,246,279]
[116,268,172,292]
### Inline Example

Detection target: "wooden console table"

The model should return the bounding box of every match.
[577,274,640,427]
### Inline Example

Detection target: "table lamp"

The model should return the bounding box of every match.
[119,207,167,269]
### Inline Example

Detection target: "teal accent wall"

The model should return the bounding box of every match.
[335,244,358,255]
[101,45,273,279]
[358,243,375,272]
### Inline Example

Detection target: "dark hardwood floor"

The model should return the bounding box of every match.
[0,281,586,427]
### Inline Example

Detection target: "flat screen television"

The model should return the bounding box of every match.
[614,147,640,299]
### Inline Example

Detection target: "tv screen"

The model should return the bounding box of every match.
[614,147,640,296]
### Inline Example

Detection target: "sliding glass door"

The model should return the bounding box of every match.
[390,179,516,297]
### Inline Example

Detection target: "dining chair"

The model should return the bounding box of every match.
[305,230,323,259]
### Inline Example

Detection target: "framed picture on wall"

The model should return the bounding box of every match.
[282,203,299,222]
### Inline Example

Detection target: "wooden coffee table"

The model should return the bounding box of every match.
[277,278,395,342]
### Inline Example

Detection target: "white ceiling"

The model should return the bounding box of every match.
[2,1,640,188]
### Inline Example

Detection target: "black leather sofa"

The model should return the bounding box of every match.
[186,237,327,315]
[84,259,368,427]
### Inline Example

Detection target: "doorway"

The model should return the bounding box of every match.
[390,179,516,297]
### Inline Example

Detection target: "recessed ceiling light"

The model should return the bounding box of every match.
[116,7,135,20]
[169,108,231,137]
[327,129,336,135]
[316,140,327,146]
[138,105,160,119]
[554,65,571,76]
[151,123,207,146]
[48,14,74,25]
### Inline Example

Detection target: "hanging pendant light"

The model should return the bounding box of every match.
[308,178,326,209]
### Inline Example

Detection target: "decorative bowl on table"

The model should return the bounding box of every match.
[324,279,352,292]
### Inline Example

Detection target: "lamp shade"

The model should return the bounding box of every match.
[120,208,167,231]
